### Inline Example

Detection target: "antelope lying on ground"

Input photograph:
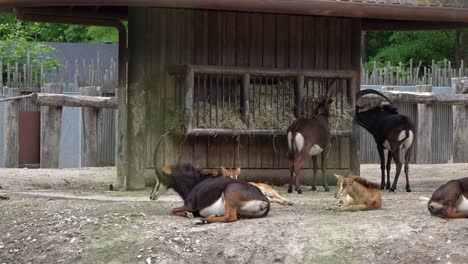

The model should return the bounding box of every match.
[355,89,416,192]
[286,95,334,193]
[334,174,383,211]
[150,163,270,224]
[217,167,293,205]
[428,177,468,219]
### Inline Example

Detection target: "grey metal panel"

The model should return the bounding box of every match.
[59,92,82,168]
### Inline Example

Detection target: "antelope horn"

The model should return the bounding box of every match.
[355,89,392,105]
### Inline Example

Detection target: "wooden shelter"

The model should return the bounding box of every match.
[1,0,468,190]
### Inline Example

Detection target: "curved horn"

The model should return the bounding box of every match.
[356,89,392,104]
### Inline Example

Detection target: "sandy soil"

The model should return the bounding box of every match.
[0,164,467,264]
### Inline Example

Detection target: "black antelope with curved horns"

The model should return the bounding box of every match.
[150,163,270,224]
[355,89,416,192]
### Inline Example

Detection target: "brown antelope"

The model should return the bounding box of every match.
[150,163,270,224]
[217,167,293,205]
[334,174,383,211]
[428,177,468,219]
[286,95,334,193]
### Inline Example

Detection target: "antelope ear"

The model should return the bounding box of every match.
[234,168,241,176]
[306,96,317,102]
[334,174,342,179]
[328,97,335,104]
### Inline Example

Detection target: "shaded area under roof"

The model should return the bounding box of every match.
[1,0,468,23]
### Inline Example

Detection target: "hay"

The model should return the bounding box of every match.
[164,92,352,135]
[192,102,246,130]
[329,98,353,133]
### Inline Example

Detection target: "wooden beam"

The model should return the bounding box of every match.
[416,85,432,164]
[169,64,356,79]
[363,19,468,31]
[40,84,63,168]
[31,92,117,108]
[359,90,468,105]
[3,88,20,168]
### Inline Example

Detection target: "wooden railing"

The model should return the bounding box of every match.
[169,65,357,136]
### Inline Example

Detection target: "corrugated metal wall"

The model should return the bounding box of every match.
[97,108,117,166]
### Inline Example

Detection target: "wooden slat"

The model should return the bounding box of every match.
[262,14,276,67]
[302,16,316,69]
[288,15,303,69]
[276,14,289,68]
[236,12,250,67]
[249,13,263,67]
[222,12,237,66]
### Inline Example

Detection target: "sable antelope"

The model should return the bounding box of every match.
[334,174,382,211]
[286,94,334,193]
[217,167,293,206]
[355,89,416,192]
[428,177,468,219]
[150,163,270,224]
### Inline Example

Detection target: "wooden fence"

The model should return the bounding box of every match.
[1,53,119,168]
[0,53,118,93]
[362,59,468,87]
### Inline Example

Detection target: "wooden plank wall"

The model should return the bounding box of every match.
[135,8,354,170]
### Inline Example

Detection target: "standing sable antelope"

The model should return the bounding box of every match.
[150,163,270,224]
[355,89,416,192]
[286,92,334,194]
[428,177,468,219]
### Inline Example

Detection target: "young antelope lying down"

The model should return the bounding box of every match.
[334,174,382,211]
[216,166,293,205]
[150,163,270,224]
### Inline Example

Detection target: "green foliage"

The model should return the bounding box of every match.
[86,26,119,44]
[364,31,457,70]
[0,15,59,83]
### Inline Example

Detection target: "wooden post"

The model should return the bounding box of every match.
[80,86,99,167]
[350,19,362,175]
[41,84,64,168]
[416,85,432,164]
[185,68,194,133]
[295,75,304,117]
[452,77,468,162]
[241,74,250,126]
[3,88,20,168]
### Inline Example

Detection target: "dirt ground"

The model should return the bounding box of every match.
[0,164,467,264]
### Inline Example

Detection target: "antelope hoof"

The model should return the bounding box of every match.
[296,188,302,194]
[385,184,391,190]
[406,187,412,192]
[389,187,396,192]
[288,187,293,193]
[324,186,330,192]
[185,212,194,219]
[311,186,317,191]
[193,218,209,225]
[380,184,385,190]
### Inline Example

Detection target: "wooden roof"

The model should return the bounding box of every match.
[1,0,468,23]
